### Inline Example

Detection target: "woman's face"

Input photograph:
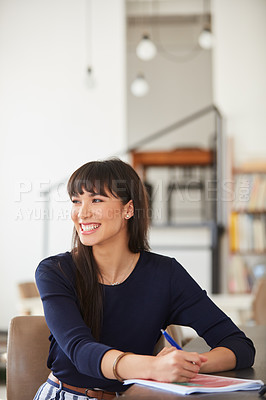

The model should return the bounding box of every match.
[71,189,132,248]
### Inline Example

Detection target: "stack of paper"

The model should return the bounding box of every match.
[124,374,264,395]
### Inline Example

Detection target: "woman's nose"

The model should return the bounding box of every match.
[78,203,92,219]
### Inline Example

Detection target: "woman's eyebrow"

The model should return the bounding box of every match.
[89,192,107,197]
[71,192,100,197]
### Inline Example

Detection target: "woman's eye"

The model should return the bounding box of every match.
[71,199,80,204]
[92,198,102,203]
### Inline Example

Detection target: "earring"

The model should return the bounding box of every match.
[125,214,130,219]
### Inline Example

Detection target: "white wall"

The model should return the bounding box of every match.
[0,0,126,330]
[212,0,266,165]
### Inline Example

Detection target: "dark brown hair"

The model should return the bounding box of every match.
[67,158,150,339]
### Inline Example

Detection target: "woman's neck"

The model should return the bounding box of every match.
[93,245,138,285]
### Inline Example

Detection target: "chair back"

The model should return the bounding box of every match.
[17,282,43,316]
[18,282,39,299]
[153,324,183,355]
[253,278,266,325]
[7,315,50,400]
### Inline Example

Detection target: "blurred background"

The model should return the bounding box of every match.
[0,0,266,349]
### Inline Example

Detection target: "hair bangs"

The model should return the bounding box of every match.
[67,161,122,199]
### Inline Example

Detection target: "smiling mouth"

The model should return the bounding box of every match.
[80,223,101,232]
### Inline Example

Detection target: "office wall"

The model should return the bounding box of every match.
[212,0,266,165]
[0,0,126,330]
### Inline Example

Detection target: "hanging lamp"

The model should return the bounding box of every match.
[136,34,157,61]
[130,74,149,97]
[198,27,214,49]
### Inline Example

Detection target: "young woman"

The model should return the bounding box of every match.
[34,158,255,400]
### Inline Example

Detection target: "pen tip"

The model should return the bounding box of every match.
[160,329,164,333]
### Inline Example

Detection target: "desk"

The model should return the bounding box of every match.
[121,326,266,400]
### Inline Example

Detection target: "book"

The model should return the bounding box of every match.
[229,212,239,252]
[228,255,251,293]
[124,374,264,395]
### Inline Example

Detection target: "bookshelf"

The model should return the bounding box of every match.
[228,163,266,293]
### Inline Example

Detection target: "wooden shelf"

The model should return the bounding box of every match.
[231,251,266,255]
[233,168,266,175]
[231,209,266,214]
[233,161,266,174]
[132,148,213,170]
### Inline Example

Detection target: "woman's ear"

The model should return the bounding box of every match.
[124,200,134,219]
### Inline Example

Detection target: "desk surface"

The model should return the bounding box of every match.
[121,325,266,400]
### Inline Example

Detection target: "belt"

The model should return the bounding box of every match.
[48,372,118,399]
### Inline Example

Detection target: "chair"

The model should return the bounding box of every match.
[252,278,266,325]
[18,282,39,299]
[17,281,43,316]
[7,315,50,400]
[6,316,183,399]
[153,325,184,355]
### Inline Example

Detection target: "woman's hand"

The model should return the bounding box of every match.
[101,348,207,383]
[102,346,235,383]
[151,347,208,382]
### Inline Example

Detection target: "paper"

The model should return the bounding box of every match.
[124,374,264,395]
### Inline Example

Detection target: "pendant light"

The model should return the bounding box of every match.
[198,27,214,49]
[86,66,96,89]
[85,0,96,89]
[130,74,149,97]
[198,0,214,50]
[136,34,157,61]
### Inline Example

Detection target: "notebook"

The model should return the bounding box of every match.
[124,374,264,395]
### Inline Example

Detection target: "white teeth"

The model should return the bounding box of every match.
[81,224,99,232]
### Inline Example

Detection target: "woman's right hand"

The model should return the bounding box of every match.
[101,348,207,383]
[150,347,207,382]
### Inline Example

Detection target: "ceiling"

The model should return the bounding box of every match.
[126,0,211,17]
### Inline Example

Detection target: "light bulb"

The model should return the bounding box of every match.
[136,34,157,61]
[86,66,96,89]
[198,28,214,50]
[130,74,149,97]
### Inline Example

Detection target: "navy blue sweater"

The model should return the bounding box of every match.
[35,251,255,392]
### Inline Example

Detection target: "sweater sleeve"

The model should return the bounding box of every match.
[168,258,255,369]
[35,256,113,379]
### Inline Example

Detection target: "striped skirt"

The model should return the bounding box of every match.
[33,378,97,400]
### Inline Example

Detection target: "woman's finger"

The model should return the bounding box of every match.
[156,346,177,357]
[183,351,206,367]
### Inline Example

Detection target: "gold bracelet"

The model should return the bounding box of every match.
[112,352,132,382]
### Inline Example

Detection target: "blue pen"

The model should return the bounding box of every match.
[161,329,183,350]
